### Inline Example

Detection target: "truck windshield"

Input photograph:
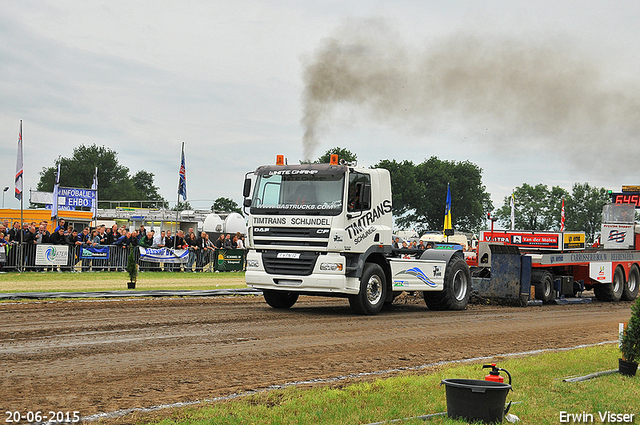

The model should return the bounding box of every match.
[251,172,344,215]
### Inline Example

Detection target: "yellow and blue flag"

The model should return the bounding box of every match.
[443,183,452,235]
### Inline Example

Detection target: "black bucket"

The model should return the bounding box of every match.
[441,378,511,424]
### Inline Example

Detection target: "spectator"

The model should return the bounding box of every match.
[164,230,175,271]
[8,221,21,242]
[201,231,214,271]
[223,234,232,249]
[138,224,146,239]
[235,232,244,250]
[104,226,114,245]
[214,234,225,249]
[138,230,154,271]
[76,227,92,271]
[153,230,166,248]
[185,231,200,272]
[50,227,66,245]
[54,219,66,233]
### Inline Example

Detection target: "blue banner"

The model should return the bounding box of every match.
[139,247,188,264]
[80,245,110,259]
[57,187,97,209]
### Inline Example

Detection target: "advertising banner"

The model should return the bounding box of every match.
[216,249,245,271]
[480,231,561,250]
[0,248,5,263]
[139,247,188,264]
[562,232,586,250]
[80,246,110,259]
[589,262,612,283]
[602,224,635,249]
[35,244,69,266]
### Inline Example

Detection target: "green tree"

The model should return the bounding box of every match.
[131,170,166,208]
[312,147,358,164]
[212,197,242,214]
[494,184,569,230]
[565,183,609,242]
[374,157,492,234]
[36,144,166,208]
[494,182,609,242]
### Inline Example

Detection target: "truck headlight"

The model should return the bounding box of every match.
[320,262,343,271]
[247,260,260,268]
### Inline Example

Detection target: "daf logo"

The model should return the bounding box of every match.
[255,228,269,232]
[316,229,330,235]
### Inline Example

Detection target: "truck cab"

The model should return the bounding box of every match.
[243,156,471,314]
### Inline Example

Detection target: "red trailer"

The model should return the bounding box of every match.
[473,204,640,303]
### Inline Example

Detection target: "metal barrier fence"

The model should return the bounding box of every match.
[0,244,245,273]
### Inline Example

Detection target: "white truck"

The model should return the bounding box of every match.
[242,155,471,315]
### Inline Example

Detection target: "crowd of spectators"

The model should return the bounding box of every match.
[0,218,246,272]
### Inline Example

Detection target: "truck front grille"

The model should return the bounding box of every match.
[262,251,319,276]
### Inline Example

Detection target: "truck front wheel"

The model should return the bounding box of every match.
[263,289,299,309]
[349,263,387,315]
[423,255,471,310]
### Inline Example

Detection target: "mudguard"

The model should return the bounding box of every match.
[419,248,463,263]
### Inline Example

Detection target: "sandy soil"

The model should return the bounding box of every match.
[0,294,633,423]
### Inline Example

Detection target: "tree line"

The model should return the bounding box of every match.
[36,144,241,214]
[317,147,612,240]
[36,144,613,239]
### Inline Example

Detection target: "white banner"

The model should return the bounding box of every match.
[35,244,69,266]
[139,247,188,264]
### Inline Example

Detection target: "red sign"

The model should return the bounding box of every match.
[480,231,560,249]
[611,193,640,207]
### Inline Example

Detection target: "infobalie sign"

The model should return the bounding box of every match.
[57,187,96,208]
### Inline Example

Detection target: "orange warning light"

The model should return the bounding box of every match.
[330,154,338,165]
[276,155,285,165]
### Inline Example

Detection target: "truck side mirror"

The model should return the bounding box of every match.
[243,198,252,208]
[243,178,252,198]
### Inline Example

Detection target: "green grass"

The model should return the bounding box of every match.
[129,344,638,425]
[0,271,247,292]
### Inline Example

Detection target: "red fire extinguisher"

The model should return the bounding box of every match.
[482,363,512,386]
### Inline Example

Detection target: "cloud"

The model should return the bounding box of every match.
[301,20,640,174]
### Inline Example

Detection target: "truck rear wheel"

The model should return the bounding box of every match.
[349,263,387,315]
[423,255,471,310]
[263,289,299,309]
[594,266,625,302]
[531,270,555,303]
[622,265,640,301]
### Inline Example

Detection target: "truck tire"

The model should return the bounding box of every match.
[263,289,299,309]
[622,265,640,301]
[423,255,471,310]
[531,270,555,303]
[349,263,387,315]
[594,266,625,302]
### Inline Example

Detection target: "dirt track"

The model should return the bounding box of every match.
[0,294,633,422]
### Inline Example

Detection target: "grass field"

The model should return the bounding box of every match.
[0,271,247,293]
[133,344,637,425]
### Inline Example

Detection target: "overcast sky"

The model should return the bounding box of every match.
[2,1,640,224]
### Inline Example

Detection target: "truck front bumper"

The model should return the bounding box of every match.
[245,250,359,295]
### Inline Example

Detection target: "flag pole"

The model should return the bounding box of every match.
[16,120,24,272]
[175,142,187,249]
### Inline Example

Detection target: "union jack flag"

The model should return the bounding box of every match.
[178,143,187,201]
